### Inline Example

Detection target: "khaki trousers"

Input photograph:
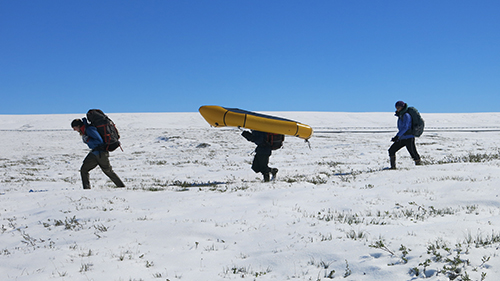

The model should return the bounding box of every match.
[80,151,124,189]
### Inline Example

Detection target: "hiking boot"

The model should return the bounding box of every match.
[263,173,270,182]
[390,156,396,169]
[271,168,278,179]
[415,159,422,166]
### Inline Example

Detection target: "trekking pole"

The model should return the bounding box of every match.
[305,139,312,150]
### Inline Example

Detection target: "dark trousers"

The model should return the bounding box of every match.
[388,138,421,161]
[80,151,124,189]
[251,152,271,175]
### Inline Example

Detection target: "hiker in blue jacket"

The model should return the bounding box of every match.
[388,101,422,169]
[71,118,125,189]
[242,130,278,182]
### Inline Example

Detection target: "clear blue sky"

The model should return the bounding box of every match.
[1,0,499,114]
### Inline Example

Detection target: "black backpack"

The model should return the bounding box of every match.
[86,109,121,151]
[406,107,425,137]
[267,133,284,150]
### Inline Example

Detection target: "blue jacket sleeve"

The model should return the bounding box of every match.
[86,126,103,142]
[82,119,104,150]
[397,113,412,137]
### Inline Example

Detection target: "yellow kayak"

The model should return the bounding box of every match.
[198,105,313,139]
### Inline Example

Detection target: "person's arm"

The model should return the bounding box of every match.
[397,113,412,137]
[84,126,104,150]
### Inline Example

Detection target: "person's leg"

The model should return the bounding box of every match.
[271,167,278,179]
[251,155,262,173]
[405,138,422,165]
[252,153,271,181]
[96,152,125,187]
[81,153,99,189]
[261,154,271,181]
[388,141,405,169]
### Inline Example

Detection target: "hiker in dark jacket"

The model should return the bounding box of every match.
[71,118,125,189]
[242,130,278,182]
[388,101,422,169]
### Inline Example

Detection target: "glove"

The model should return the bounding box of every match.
[391,136,399,142]
[242,131,252,141]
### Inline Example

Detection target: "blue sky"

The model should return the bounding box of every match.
[1,0,499,114]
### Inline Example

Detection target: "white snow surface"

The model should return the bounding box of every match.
[1,111,500,281]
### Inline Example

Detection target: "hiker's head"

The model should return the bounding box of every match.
[395,101,406,112]
[71,119,84,132]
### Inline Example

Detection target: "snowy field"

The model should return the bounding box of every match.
[2,111,500,281]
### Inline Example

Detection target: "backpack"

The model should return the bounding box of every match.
[267,133,284,150]
[406,106,425,137]
[86,109,121,151]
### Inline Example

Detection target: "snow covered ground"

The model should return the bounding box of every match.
[1,111,500,281]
